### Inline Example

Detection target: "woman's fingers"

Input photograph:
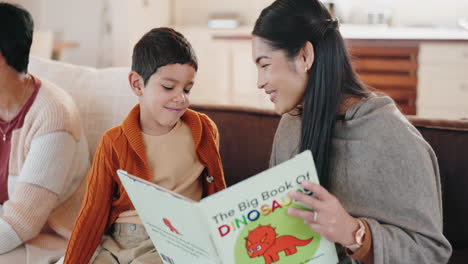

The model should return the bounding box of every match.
[288,181,359,245]
[307,223,323,235]
[289,189,323,211]
[287,207,316,222]
[300,180,332,201]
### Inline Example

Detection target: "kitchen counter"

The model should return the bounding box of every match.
[340,24,468,41]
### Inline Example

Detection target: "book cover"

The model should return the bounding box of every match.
[118,150,338,264]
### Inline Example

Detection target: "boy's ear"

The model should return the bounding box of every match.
[129,71,144,96]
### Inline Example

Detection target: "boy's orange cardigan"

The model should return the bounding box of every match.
[64,105,226,264]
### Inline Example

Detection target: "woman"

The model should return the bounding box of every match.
[0,3,89,263]
[251,0,451,263]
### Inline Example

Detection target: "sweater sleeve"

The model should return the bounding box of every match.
[63,137,116,264]
[369,136,450,263]
[339,120,452,263]
[203,115,220,149]
[345,219,374,264]
[213,120,220,149]
[0,183,58,254]
[0,217,22,254]
[0,132,78,254]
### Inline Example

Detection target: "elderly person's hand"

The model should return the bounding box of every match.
[288,180,359,246]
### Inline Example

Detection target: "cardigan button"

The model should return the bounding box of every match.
[206,175,214,183]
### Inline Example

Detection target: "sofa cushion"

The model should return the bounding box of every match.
[408,116,468,251]
[449,248,468,264]
[191,104,280,186]
[29,56,136,157]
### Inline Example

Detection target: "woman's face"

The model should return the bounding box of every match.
[252,36,309,115]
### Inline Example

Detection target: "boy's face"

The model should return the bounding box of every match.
[132,63,196,135]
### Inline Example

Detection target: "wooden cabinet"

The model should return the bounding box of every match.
[347,40,468,119]
[417,42,468,119]
[346,40,419,115]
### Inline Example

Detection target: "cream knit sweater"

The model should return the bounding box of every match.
[0,78,89,262]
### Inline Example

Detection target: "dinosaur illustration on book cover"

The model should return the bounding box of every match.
[245,224,313,264]
[163,218,182,235]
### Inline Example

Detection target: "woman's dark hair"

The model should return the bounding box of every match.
[0,3,34,73]
[132,27,198,85]
[253,0,369,188]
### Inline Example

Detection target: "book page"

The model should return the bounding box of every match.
[199,151,339,264]
[118,170,220,264]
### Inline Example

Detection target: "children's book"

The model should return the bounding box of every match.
[118,150,338,264]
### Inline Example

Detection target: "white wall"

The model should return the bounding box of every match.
[174,0,468,27]
[41,0,102,66]
[10,0,170,67]
[9,0,103,67]
[8,0,41,23]
[111,0,171,67]
[173,0,272,26]
[9,0,468,67]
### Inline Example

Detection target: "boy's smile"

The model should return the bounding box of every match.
[164,107,183,113]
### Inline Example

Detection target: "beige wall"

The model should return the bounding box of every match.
[174,0,468,27]
[110,0,171,66]
[8,0,468,67]
[8,0,103,66]
[173,0,272,26]
[10,0,171,67]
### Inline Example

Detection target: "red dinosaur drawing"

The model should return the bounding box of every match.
[163,218,182,235]
[245,224,313,264]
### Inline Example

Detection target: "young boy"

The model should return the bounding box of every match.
[63,28,226,264]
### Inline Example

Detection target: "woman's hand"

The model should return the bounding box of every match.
[288,180,359,246]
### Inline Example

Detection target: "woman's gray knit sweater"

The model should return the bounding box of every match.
[270,95,452,264]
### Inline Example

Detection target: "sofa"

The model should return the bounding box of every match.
[29,57,468,264]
